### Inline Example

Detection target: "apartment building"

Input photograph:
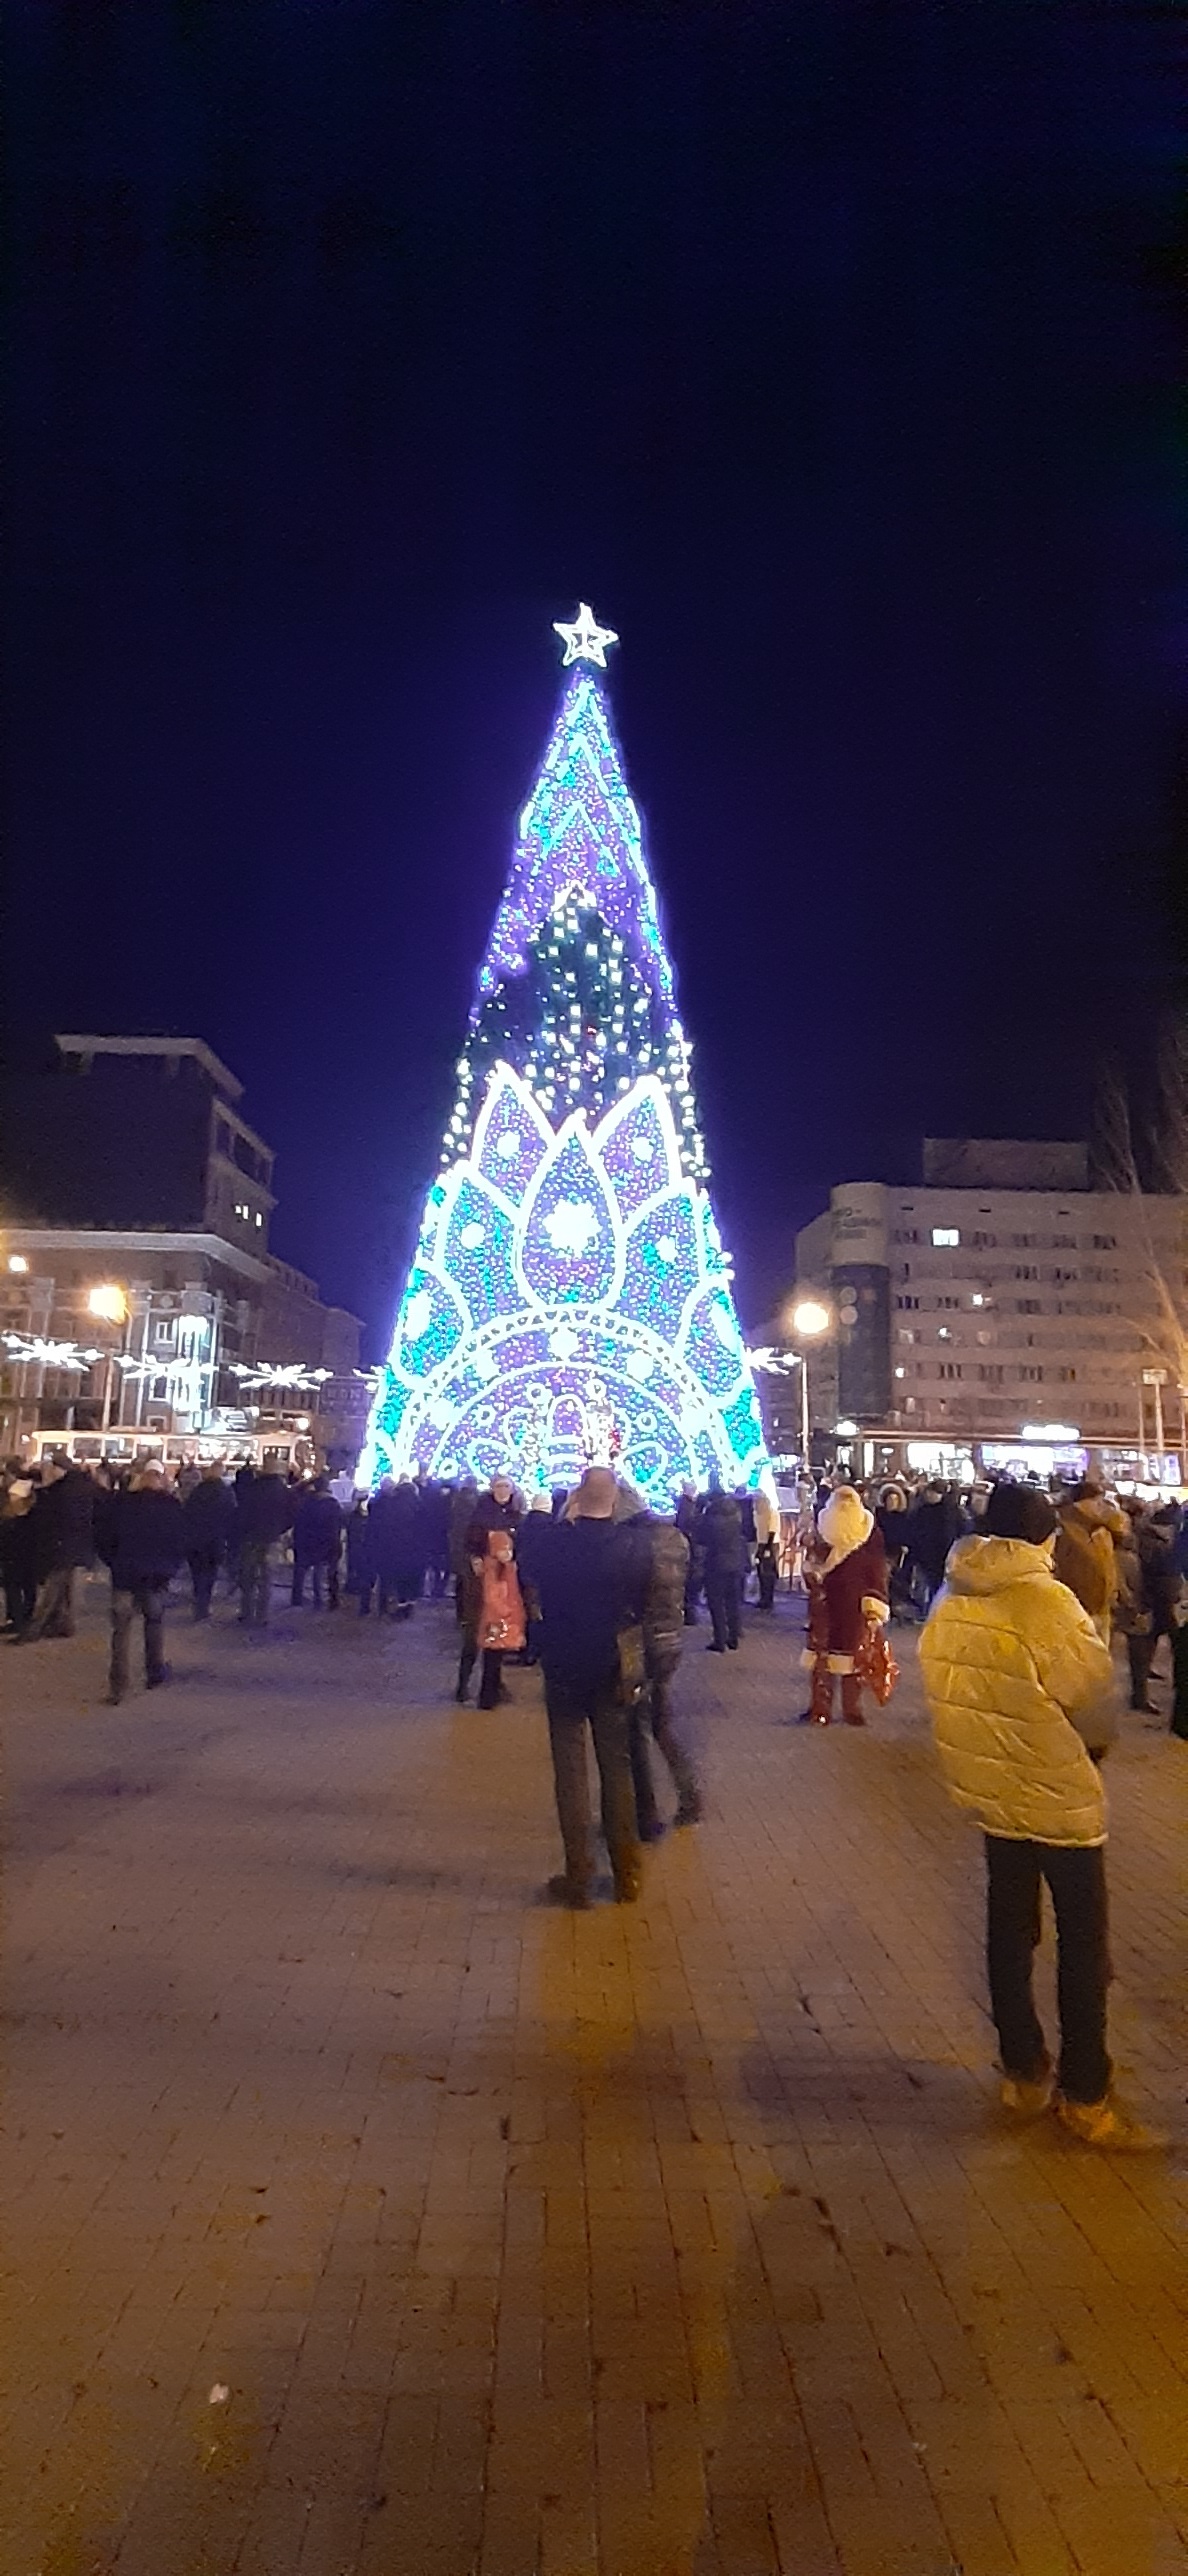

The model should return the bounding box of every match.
[0,1036,364,1466]
[792,1141,1187,1486]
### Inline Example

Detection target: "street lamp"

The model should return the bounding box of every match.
[783,1295,835,1471]
[87,1283,128,1325]
[87,1283,129,1432]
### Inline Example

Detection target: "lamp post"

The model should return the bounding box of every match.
[87,1283,129,1435]
[784,1296,834,1474]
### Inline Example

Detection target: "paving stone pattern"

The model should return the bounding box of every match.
[1,1572,1186,2576]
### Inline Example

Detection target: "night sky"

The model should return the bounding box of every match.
[6,3,1184,1352]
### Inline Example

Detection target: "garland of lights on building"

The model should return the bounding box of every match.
[359,608,770,1504]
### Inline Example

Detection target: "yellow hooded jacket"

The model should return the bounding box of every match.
[919,1535,1114,1846]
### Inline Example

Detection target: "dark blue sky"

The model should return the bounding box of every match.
[6,2,1184,1348]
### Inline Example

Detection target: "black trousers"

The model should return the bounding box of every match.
[110,1581,168,1694]
[984,1834,1110,2107]
[544,1674,639,1892]
[292,1555,340,1608]
[705,1571,741,1650]
[189,1545,222,1618]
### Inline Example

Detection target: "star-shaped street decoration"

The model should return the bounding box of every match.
[553,602,619,668]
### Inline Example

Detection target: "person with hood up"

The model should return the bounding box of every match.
[796,1485,891,1725]
[95,1460,186,1703]
[919,1480,1163,2151]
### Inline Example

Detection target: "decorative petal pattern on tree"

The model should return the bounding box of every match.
[594,1077,681,1223]
[472,1063,554,1206]
[439,1171,519,1329]
[390,1267,466,1382]
[682,1285,747,1400]
[518,1118,621,1308]
[620,1189,703,1344]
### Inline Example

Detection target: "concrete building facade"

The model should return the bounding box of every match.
[0,1037,365,1467]
[792,1141,1187,1487]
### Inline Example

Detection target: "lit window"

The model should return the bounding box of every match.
[931,1227,959,1248]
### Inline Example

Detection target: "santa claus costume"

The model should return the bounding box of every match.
[798,1485,893,1725]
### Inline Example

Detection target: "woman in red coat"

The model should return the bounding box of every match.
[797,1485,892,1726]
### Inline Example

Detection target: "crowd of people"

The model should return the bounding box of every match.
[0,1456,779,1914]
[3,1446,1184,2150]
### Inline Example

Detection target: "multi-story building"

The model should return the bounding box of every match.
[0,1035,365,1467]
[789,1140,1187,1489]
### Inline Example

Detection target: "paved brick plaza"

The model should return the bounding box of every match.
[2,1575,1186,2576]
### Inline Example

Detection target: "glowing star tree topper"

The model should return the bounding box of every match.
[359,607,771,1504]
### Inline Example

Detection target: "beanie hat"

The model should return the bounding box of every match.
[984,1482,1057,1545]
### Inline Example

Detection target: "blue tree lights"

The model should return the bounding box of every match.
[359,613,769,1502]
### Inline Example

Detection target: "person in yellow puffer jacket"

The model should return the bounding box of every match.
[920,1480,1165,2153]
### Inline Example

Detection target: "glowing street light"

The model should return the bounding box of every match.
[8,1254,29,1275]
[779,1295,836,1468]
[87,1282,129,1325]
[789,1296,832,1340]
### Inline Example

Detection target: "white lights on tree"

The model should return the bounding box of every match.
[552,601,619,668]
[359,617,771,1504]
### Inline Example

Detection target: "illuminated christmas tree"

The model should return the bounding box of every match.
[359,605,769,1502]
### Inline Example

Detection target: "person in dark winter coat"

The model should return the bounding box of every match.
[754,1533,779,1610]
[512,1491,553,1665]
[0,1479,39,1631]
[620,1510,703,1836]
[531,1468,649,1907]
[346,1499,374,1610]
[235,1466,294,1626]
[700,1489,747,1652]
[418,1478,452,1597]
[675,1483,703,1622]
[448,1478,479,1620]
[454,1475,522,1651]
[1134,1507,1182,1701]
[367,1477,426,1616]
[904,1484,963,1606]
[290,1477,345,1607]
[94,1462,186,1701]
[21,1463,96,1639]
[182,1464,237,1619]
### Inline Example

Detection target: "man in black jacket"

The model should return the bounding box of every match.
[700,1487,746,1653]
[95,1462,186,1702]
[532,1467,648,1908]
[182,1463,238,1619]
[235,1465,294,1626]
[21,1462,96,1640]
[291,1477,345,1608]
